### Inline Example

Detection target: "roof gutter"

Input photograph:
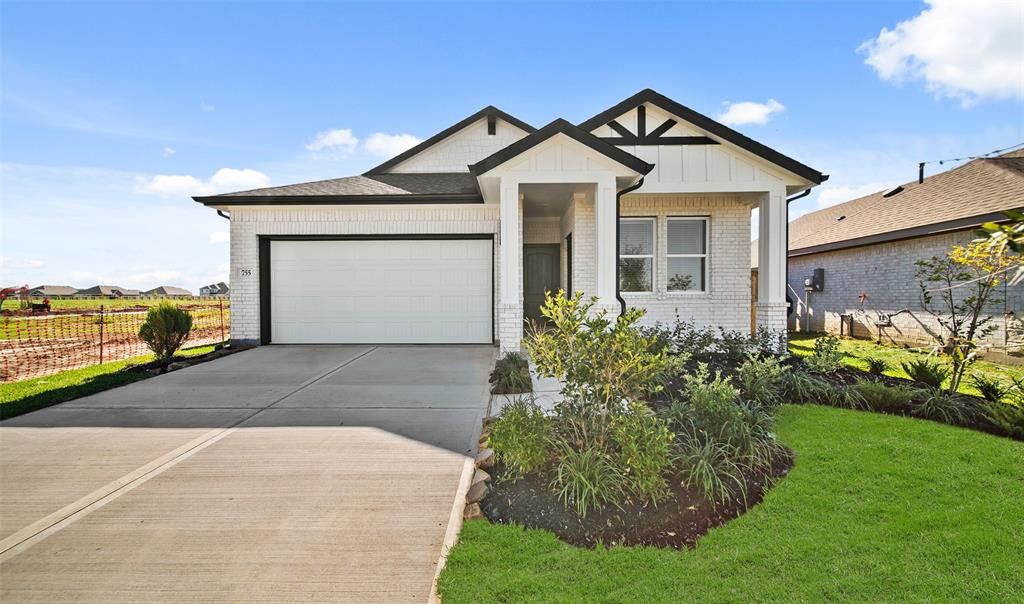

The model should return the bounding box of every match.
[616,176,647,316]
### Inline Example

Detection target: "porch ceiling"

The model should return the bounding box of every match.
[521,183,590,217]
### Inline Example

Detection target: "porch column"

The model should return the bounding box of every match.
[499,180,523,351]
[756,185,788,337]
[594,176,618,310]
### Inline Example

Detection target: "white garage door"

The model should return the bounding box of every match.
[270,239,492,344]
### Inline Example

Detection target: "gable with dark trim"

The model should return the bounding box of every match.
[469,118,654,176]
[364,106,536,175]
[578,89,826,184]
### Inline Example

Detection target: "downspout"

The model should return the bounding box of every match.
[616,176,646,316]
[217,210,230,220]
[783,188,812,329]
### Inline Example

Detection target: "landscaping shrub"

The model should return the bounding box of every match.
[854,379,919,412]
[489,352,532,394]
[901,358,949,389]
[609,405,674,504]
[138,302,193,362]
[804,335,843,374]
[678,364,741,424]
[717,328,753,363]
[640,318,716,357]
[912,389,978,425]
[526,291,669,445]
[552,444,624,518]
[780,369,832,404]
[488,398,552,478]
[865,357,889,376]
[749,327,788,357]
[985,401,1024,439]
[674,427,747,506]
[971,374,1008,403]
[737,353,789,409]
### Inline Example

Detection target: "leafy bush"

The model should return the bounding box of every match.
[526,292,669,445]
[675,427,747,506]
[488,398,552,478]
[854,379,919,412]
[971,374,1008,403]
[640,318,716,357]
[680,364,741,423]
[609,406,674,504]
[717,328,753,363]
[901,358,949,389]
[912,389,978,424]
[865,357,889,376]
[985,401,1024,439]
[750,327,788,357]
[737,353,790,409]
[138,302,193,361]
[552,444,624,517]
[804,335,843,374]
[489,352,532,394]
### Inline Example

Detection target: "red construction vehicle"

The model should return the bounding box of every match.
[0,285,31,311]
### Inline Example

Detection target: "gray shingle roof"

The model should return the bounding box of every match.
[30,285,78,296]
[197,173,480,203]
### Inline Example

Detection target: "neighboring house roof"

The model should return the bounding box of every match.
[194,173,482,205]
[577,89,827,185]
[77,285,141,296]
[788,149,1024,258]
[201,282,229,293]
[751,149,1024,268]
[144,286,193,296]
[364,106,536,175]
[29,285,78,296]
[469,118,655,176]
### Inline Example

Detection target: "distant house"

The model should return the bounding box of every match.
[143,286,193,298]
[29,285,78,298]
[200,282,229,297]
[754,148,1024,350]
[74,285,142,298]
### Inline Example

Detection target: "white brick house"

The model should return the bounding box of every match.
[195,90,825,350]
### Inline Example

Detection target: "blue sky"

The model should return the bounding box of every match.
[2,1,1022,293]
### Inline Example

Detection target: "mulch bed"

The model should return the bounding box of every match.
[481,449,795,550]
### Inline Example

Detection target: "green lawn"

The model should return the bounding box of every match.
[789,333,1024,397]
[438,405,1024,602]
[0,344,218,419]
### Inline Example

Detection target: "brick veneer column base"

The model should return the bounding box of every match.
[498,303,524,352]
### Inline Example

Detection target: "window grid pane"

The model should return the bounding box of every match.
[667,219,706,255]
[668,257,705,292]
[620,219,654,256]
[619,258,653,292]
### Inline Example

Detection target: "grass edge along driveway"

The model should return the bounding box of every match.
[438,405,1024,603]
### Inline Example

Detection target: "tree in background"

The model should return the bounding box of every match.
[916,240,1023,392]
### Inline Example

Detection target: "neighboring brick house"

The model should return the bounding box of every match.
[195,90,825,350]
[755,149,1024,351]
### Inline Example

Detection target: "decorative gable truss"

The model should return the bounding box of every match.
[592,104,718,147]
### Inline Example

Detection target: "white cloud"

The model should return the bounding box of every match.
[859,0,1024,105]
[305,128,359,153]
[134,168,270,197]
[0,256,45,271]
[717,99,785,127]
[163,147,176,156]
[200,102,216,112]
[208,231,230,245]
[364,132,423,158]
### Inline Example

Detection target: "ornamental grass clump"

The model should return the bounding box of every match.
[489,351,532,394]
[853,379,919,412]
[138,302,193,362]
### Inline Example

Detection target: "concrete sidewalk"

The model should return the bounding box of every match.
[0,345,493,602]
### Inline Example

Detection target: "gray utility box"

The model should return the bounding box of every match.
[804,268,825,292]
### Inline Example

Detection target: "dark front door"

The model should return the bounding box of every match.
[523,244,560,322]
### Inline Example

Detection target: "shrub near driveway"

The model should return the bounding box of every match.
[439,405,1024,602]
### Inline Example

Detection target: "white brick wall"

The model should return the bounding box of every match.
[228,204,499,344]
[614,195,753,333]
[788,229,1024,350]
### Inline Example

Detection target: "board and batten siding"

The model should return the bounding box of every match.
[389,118,530,173]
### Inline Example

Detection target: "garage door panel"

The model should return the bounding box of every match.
[270,239,492,344]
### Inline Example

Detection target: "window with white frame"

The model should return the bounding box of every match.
[666,217,708,292]
[619,218,655,293]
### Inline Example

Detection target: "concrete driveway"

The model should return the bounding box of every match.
[0,345,494,602]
